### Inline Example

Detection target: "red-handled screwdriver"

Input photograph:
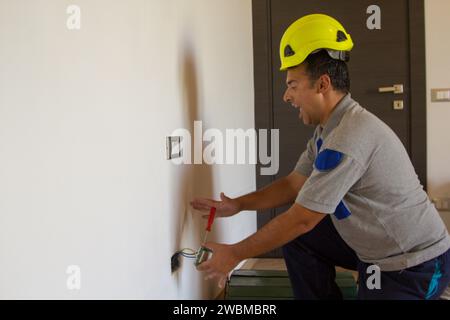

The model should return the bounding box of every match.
[202,207,216,244]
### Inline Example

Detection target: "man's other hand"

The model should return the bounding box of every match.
[196,242,241,289]
[190,192,241,218]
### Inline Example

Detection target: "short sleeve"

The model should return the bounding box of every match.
[294,136,316,177]
[296,150,365,214]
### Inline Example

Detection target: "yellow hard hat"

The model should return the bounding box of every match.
[279,14,354,71]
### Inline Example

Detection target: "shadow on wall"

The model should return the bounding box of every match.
[170,32,224,299]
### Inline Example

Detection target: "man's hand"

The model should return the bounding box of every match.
[190,192,241,218]
[196,242,241,289]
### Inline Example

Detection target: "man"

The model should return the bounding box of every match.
[190,14,450,299]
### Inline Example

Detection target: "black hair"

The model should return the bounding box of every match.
[303,49,350,93]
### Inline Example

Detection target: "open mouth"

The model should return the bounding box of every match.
[291,104,303,119]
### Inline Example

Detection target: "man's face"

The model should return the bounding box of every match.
[283,64,323,126]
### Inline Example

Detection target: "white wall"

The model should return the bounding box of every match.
[425,0,450,229]
[0,0,256,299]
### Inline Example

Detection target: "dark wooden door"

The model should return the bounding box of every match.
[253,0,426,257]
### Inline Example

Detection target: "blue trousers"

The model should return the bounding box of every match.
[282,215,450,300]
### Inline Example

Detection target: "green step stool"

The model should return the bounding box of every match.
[225,269,357,300]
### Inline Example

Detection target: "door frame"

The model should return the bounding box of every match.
[252,0,427,233]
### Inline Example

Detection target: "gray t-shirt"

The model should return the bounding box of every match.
[295,93,450,271]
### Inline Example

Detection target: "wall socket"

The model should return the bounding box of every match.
[432,197,450,211]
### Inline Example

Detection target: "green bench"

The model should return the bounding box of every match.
[225,269,357,300]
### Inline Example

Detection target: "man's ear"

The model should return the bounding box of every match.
[318,74,332,93]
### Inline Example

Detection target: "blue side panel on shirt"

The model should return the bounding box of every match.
[334,201,351,220]
[315,149,343,171]
[314,140,350,220]
[316,138,323,153]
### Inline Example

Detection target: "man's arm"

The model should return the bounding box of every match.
[233,203,325,259]
[236,171,308,211]
[190,171,308,217]
[197,203,326,287]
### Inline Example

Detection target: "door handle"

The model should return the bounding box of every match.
[378,84,404,94]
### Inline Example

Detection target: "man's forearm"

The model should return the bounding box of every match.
[236,175,304,212]
[232,204,325,260]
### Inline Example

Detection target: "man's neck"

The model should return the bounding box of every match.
[319,92,347,127]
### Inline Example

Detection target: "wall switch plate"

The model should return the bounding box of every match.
[431,89,450,102]
[166,136,182,160]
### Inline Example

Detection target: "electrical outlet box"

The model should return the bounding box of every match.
[171,252,181,273]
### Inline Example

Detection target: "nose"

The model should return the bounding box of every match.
[283,88,291,104]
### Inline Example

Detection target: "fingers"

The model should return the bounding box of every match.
[193,238,231,289]
[196,259,211,272]
[190,201,210,212]
[203,272,227,289]
[202,242,215,251]
[218,275,227,289]
[219,192,229,201]
[191,204,210,212]
[204,272,220,281]
[194,198,218,207]
[195,246,228,288]
[190,198,218,211]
